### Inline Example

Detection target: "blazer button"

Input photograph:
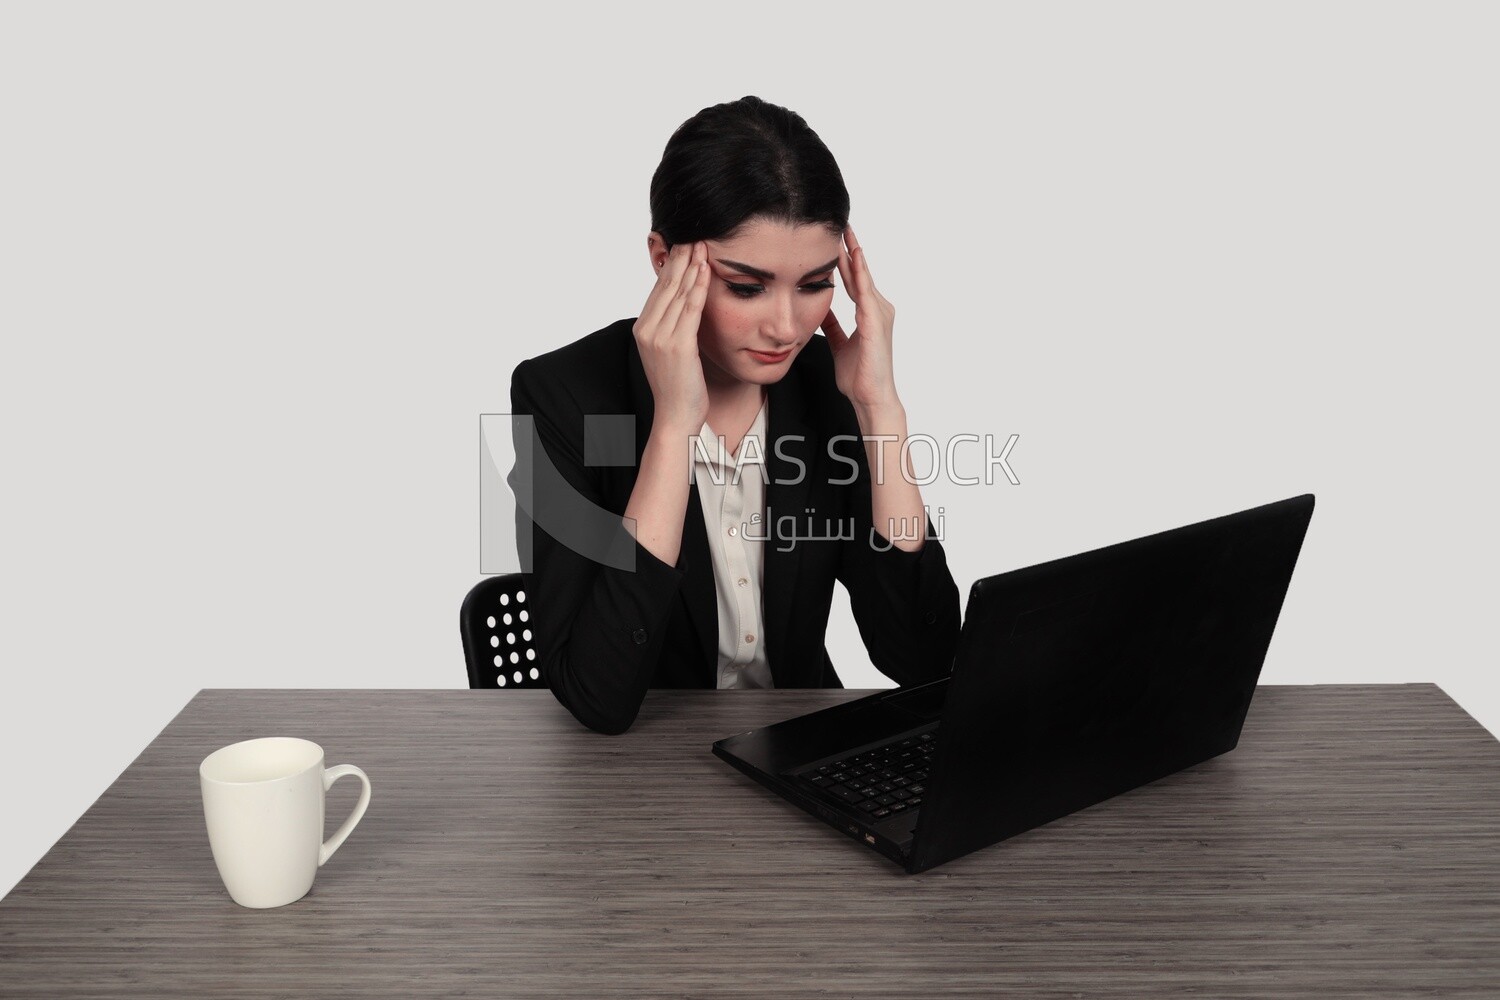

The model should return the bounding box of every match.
[632,627,648,644]
[923,610,938,625]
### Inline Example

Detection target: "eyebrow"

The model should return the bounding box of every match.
[714,257,840,282]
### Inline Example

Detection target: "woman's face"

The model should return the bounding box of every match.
[654,217,842,389]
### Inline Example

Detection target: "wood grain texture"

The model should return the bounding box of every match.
[1,685,1497,998]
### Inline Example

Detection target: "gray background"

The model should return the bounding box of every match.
[1,1,1495,900]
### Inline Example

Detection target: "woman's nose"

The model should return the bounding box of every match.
[766,295,799,346]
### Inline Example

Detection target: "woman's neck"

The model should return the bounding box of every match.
[703,381,766,436]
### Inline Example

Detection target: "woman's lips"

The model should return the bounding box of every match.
[747,348,792,364]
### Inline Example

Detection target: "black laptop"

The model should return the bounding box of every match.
[712,493,1315,874]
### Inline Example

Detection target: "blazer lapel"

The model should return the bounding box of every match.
[626,332,718,682]
[762,358,817,688]
[678,479,717,682]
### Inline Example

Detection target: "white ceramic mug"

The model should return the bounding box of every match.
[199,737,372,909]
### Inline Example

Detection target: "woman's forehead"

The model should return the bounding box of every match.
[709,219,841,276]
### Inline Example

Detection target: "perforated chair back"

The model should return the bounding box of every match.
[460,574,542,689]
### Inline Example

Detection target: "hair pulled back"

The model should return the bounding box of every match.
[649,95,850,249]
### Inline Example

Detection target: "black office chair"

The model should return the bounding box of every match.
[460,574,543,689]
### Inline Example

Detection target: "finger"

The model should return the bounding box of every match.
[675,253,711,338]
[640,242,698,335]
[640,242,696,331]
[663,255,710,353]
[637,243,682,334]
[836,243,858,306]
[820,308,850,351]
[658,244,708,340]
[845,225,878,301]
[840,245,875,317]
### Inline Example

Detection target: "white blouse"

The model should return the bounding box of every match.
[691,397,775,689]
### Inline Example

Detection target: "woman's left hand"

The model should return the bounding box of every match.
[822,225,901,412]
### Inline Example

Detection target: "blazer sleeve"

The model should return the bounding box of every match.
[833,432,962,688]
[509,359,685,735]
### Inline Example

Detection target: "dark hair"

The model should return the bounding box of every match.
[649,95,850,248]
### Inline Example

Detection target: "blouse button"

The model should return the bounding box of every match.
[737,577,748,587]
[727,526,738,537]
[745,633,755,643]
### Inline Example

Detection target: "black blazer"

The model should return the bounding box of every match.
[508,317,961,734]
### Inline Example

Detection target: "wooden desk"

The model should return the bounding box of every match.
[1,685,1497,997]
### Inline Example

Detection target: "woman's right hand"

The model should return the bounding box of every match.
[632,240,711,433]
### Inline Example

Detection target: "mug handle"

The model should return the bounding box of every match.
[319,764,372,867]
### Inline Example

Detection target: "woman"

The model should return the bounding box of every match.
[510,95,960,735]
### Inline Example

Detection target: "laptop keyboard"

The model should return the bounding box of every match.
[796,729,937,821]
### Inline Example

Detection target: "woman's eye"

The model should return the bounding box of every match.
[726,279,835,298]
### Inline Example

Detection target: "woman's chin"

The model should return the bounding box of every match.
[733,367,791,387]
